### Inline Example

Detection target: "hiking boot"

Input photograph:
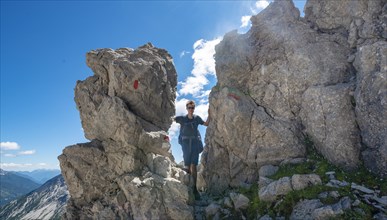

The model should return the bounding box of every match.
[182,168,190,174]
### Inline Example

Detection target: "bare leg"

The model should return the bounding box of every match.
[190,164,200,199]
[190,164,197,186]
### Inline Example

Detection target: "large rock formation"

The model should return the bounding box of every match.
[58,0,386,218]
[59,44,194,219]
[202,0,386,194]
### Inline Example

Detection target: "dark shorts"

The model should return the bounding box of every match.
[181,138,200,166]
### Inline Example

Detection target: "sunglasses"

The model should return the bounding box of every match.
[187,106,195,110]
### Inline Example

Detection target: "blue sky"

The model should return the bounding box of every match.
[1,1,306,171]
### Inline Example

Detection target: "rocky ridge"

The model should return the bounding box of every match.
[57,0,386,219]
[0,175,68,220]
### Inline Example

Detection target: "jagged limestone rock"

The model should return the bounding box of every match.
[304,0,386,177]
[202,0,386,194]
[300,83,361,169]
[59,44,194,219]
[202,86,304,194]
[305,0,386,40]
[354,41,387,177]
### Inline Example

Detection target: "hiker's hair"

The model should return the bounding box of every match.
[186,100,195,107]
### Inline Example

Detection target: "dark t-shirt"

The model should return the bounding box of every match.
[175,114,204,137]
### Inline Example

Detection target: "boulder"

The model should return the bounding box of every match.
[290,199,323,220]
[291,174,322,191]
[59,44,194,219]
[300,83,361,169]
[229,193,250,210]
[259,177,292,202]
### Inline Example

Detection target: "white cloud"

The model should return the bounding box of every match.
[197,90,211,99]
[191,38,221,76]
[179,75,209,97]
[1,163,33,169]
[179,50,190,58]
[18,150,36,155]
[168,122,180,140]
[256,0,270,9]
[195,103,209,120]
[0,162,53,171]
[240,15,251,28]
[175,98,190,116]
[0,142,21,150]
[4,154,16,157]
[250,0,270,15]
[179,38,222,97]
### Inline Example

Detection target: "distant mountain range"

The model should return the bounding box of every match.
[0,174,68,220]
[13,169,61,184]
[0,169,40,206]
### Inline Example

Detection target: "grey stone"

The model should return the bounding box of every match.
[318,192,328,199]
[223,197,233,208]
[354,41,387,178]
[259,165,279,177]
[329,191,340,198]
[312,206,336,220]
[291,174,322,190]
[205,203,221,218]
[259,214,273,220]
[259,177,292,202]
[313,196,352,220]
[230,193,250,210]
[258,176,274,189]
[330,179,350,187]
[340,196,352,210]
[300,83,361,170]
[290,199,323,220]
[373,196,387,206]
[353,199,361,206]
[373,212,387,220]
[351,183,374,194]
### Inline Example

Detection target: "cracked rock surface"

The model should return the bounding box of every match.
[201,0,386,194]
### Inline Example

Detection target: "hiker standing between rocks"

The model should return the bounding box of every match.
[174,100,210,200]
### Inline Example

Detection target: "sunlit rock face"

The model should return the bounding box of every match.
[59,44,195,220]
[304,0,386,177]
[202,0,386,194]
